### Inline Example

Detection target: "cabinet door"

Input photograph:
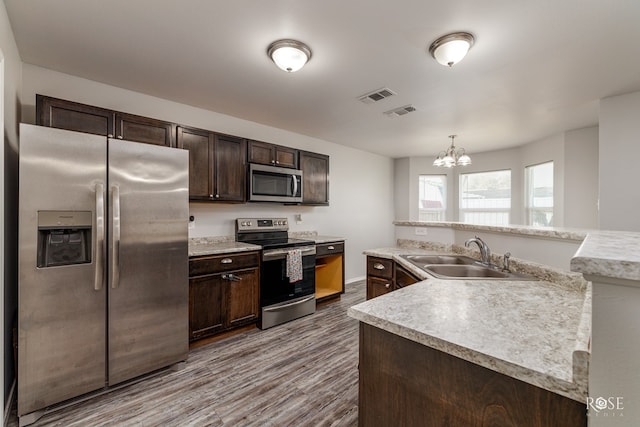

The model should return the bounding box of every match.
[177,127,214,200]
[300,151,329,205]
[36,94,115,137]
[394,264,421,290]
[226,269,260,328]
[115,112,175,147]
[189,275,225,340]
[247,140,274,165]
[367,276,393,300]
[248,140,298,169]
[274,146,298,169]
[214,134,246,202]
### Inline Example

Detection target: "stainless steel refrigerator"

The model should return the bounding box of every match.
[18,124,189,424]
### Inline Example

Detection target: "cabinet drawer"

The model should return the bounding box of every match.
[316,242,344,257]
[367,256,393,279]
[190,251,260,276]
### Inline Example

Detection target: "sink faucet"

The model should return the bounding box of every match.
[464,236,491,265]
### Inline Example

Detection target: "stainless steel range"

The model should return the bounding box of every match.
[236,218,316,329]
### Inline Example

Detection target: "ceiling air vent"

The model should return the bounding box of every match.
[358,87,396,104]
[383,105,417,117]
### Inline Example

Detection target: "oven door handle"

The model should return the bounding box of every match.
[262,246,316,261]
[263,295,315,312]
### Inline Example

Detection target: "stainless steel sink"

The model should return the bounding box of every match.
[399,254,536,280]
[401,254,477,265]
[424,264,508,278]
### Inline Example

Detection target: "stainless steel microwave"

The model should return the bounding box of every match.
[248,163,303,203]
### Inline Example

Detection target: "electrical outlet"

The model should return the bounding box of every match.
[295,214,303,224]
[415,227,427,236]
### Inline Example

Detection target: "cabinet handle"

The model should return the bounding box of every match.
[221,258,233,264]
[327,245,335,250]
[373,263,386,270]
[215,194,220,198]
[117,135,123,139]
[107,134,113,138]
[384,283,391,289]
[209,194,214,199]
[222,273,242,281]
[276,160,280,164]
[271,160,275,164]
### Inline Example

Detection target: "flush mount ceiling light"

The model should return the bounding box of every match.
[433,135,471,167]
[429,32,475,67]
[267,39,312,72]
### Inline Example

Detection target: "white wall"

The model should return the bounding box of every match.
[1,0,22,419]
[394,157,410,220]
[599,91,640,231]
[20,64,396,281]
[395,130,600,229]
[564,127,599,229]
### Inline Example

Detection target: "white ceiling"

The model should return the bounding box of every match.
[5,0,640,158]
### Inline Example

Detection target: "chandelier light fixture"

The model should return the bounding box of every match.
[429,32,475,67]
[267,39,312,72]
[433,135,472,167]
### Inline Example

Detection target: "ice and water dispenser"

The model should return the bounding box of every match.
[37,211,92,268]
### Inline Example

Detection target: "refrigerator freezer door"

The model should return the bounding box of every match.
[107,138,189,385]
[18,124,107,416]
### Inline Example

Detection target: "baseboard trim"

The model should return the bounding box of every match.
[346,276,365,285]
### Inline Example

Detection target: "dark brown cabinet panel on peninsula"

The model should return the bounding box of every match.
[359,324,587,426]
[299,151,329,205]
[36,94,175,147]
[177,126,246,202]
[248,140,298,169]
[189,252,260,341]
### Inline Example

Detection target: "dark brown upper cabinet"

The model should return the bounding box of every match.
[248,140,298,169]
[36,94,115,137]
[177,126,246,202]
[299,150,329,205]
[36,94,175,147]
[115,112,175,147]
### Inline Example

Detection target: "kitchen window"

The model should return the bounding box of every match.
[459,170,511,225]
[525,161,554,226]
[418,175,446,221]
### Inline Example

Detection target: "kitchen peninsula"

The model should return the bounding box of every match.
[349,223,593,426]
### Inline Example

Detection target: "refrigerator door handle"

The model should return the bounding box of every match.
[111,185,121,289]
[94,183,105,291]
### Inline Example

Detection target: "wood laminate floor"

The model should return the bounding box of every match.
[9,281,365,426]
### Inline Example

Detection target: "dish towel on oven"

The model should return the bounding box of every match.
[286,249,303,283]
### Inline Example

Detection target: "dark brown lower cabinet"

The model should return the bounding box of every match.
[189,252,260,341]
[366,256,421,299]
[358,323,587,427]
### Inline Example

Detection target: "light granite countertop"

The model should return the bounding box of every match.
[350,244,591,402]
[571,230,640,282]
[189,237,261,257]
[188,232,345,257]
[309,235,345,244]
